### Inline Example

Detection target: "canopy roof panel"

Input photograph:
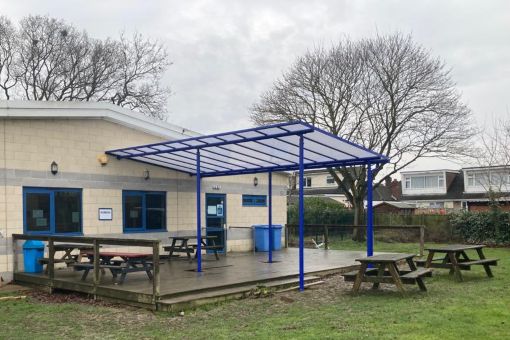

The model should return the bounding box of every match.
[106,121,389,177]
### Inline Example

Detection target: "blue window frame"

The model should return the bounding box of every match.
[23,187,83,235]
[242,194,267,207]
[123,190,166,233]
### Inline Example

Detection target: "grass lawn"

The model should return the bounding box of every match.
[1,241,509,339]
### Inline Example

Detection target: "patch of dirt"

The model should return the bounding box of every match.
[27,289,124,308]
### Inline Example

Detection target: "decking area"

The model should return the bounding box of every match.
[14,246,365,310]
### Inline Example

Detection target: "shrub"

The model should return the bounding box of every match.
[287,197,351,225]
[449,210,510,244]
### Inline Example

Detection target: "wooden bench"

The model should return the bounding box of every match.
[70,263,125,281]
[190,244,222,260]
[343,267,432,284]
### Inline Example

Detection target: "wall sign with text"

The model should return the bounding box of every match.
[98,208,113,221]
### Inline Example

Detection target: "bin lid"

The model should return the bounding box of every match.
[22,240,45,249]
[252,224,283,229]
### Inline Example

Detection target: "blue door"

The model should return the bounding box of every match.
[205,193,226,253]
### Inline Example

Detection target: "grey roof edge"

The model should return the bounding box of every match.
[0,100,200,140]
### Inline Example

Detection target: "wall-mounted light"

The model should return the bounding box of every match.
[97,154,109,166]
[50,161,58,175]
[253,177,258,187]
[143,169,150,180]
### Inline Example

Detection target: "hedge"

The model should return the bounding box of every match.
[449,210,510,244]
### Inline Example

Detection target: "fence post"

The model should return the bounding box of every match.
[12,236,18,274]
[48,238,55,293]
[285,224,289,248]
[93,239,100,299]
[152,241,160,306]
[419,226,425,257]
[324,225,329,250]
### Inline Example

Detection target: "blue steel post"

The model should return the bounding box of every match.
[298,134,305,291]
[367,164,374,257]
[268,171,273,263]
[196,149,202,272]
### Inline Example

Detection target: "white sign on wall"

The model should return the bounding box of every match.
[98,208,113,221]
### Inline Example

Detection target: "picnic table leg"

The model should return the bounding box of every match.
[406,258,427,292]
[168,239,177,258]
[372,263,386,290]
[447,252,463,282]
[143,259,154,281]
[352,263,368,293]
[387,263,405,294]
[475,248,494,278]
[425,251,435,268]
[209,238,220,260]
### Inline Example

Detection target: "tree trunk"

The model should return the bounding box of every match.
[352,197,366,242]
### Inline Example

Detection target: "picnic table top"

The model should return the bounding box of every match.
[355,253,416,263]
[82,251,152,258]
[425,244,485,252]
[169,235,217,240]
[52,243,95,250]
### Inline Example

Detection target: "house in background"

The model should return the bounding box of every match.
[399,166,510,213]
[462,166,510,211]
[373,201,416,214]
[289,169,398,207]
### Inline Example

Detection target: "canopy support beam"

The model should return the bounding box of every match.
[367,164,374,257]
[196,150,202,272]
[298,134,305,291]
[268,171,273,263]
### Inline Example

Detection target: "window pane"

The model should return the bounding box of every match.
[25,193,50,232]
[146,193,166,230]
[125,195,143,229]
[55,191,81,233]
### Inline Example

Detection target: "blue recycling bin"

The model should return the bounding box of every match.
[253,224,283,252]
[23,240,45,273]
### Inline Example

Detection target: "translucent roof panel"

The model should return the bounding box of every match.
[106,121,389,176]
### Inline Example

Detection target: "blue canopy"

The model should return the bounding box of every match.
[106,121,388,176]
[106,120,389,291]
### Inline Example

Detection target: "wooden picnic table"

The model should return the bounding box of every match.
[75,251,154,284]
[164,235,220,261]
[39,243,95,274]
[416,244,499,281]
[343,253,432,294]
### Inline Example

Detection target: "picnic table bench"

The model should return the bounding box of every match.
[415,244,498,281]
[164,235,221,261]
[75,251,154,284]
[38,243,95,274]
[343,253,432,293]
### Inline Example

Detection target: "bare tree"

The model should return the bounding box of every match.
[0,15,171,119]
[251,33,475,241]
[470,116,510,206]
[0,17,18,99]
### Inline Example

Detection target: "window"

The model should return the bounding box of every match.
[23,187,82,235]
[123,191,166,232]
[304,177,312,187]
[404,175,445,189]
[242,195,267,207]
[326,176,335,185]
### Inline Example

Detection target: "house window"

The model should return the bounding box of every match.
[23,187,82,235]
[242,195,267,207]
[303,177,312,187]
[405,175,444,189]
[326,176,335,185]
[123,191,166,232]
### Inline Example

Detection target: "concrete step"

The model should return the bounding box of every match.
[157,276,323,311]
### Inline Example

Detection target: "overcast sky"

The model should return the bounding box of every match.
[1,0,509,170]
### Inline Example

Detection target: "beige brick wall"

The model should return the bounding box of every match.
[0,118,288,280]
